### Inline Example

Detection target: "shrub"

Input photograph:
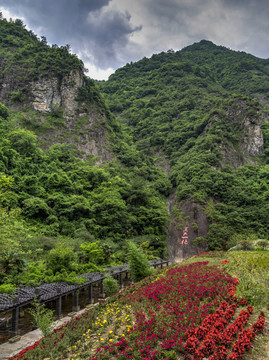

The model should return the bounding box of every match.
[255,239,268,250]
[47,245,76,274]
[0,283,16,293]
[28,298,54,336]
[80,241,104,264]
[127,241,154,282]
[103,275,120,296]
[0,103,8,119]
[238,239,254,250]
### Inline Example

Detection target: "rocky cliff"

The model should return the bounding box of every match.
[30,70,114,163]
[31,69,84,118]
[220,99,264,167]
[0,64,114,164]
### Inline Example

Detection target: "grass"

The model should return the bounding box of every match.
[186,251,269,308]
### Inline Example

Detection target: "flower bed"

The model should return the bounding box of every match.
[90,262,236,359]
[9,261,266,360]
[184,300,265,360]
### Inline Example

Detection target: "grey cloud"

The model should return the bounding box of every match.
[0,0,141,69]
[145,0,204,19]
[0,0,111,30]
[2,0,269,79]
[83,8,142,68]
[218,0,269,57]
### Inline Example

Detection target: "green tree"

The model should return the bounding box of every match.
[47,245,76,274]
[28,297,54,336]
[0,103,8,119]
[8,129,38,156]
[80,241,104,264]
[127,241,154,282]
[103,275,120,296]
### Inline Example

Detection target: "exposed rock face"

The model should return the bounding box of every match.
[219,100,264,167]
[166,190,207,262]
[228,101,264,158]
[0,66,114,164]
[241,117,263,157]
[38,108,114,165]
[30,69,114,164]
[31,69,83,117]
[167,100,267,262]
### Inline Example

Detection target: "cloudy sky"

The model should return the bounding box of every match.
[1,0,269,80]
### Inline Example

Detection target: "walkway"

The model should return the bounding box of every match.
[0,304,97,360]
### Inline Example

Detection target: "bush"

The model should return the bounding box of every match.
[0,283,16,293]
[103,275,120,296]
[80,241,104,264]
[47,245,76,274]
[127,241,154,282]
[0,103,8,119]
[255,239,268,250]
[28,298,54,336]
[238,239,254,250]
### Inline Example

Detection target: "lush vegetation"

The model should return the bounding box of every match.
[0,17,169,289]
[8,252,268,359]
[1,16,269,293]
[0,103,169,287]
[100,40,269,248]
[0,15,84,86]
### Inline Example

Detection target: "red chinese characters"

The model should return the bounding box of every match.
[181,226,188,245]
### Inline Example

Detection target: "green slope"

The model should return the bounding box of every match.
[100,40,269,249]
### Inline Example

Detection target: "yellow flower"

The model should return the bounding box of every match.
[109,339,113,342]
[101,338,104,341]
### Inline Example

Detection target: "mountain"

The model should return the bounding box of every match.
[0,18,169,287]
[0,16,119,164]
[99,40,269,260]
[0,15,268,288]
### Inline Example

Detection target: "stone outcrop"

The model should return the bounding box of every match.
[240,116,263,157]
[31,69,84,118]
[227,100,264,158]
[166,190,208,262]
[0,66,113,165]
[218,100,264,168]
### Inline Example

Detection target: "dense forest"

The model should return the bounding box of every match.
[0,17,268,291]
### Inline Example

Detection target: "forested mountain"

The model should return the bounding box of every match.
[99,40,269,260]
[0,16,268,289]
[0,17,169,289]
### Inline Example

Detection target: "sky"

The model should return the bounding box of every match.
[1,0,269,80]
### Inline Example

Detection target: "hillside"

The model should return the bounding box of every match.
[0,18,169,289]
[99,40,269,259]
[1,15,269,289]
